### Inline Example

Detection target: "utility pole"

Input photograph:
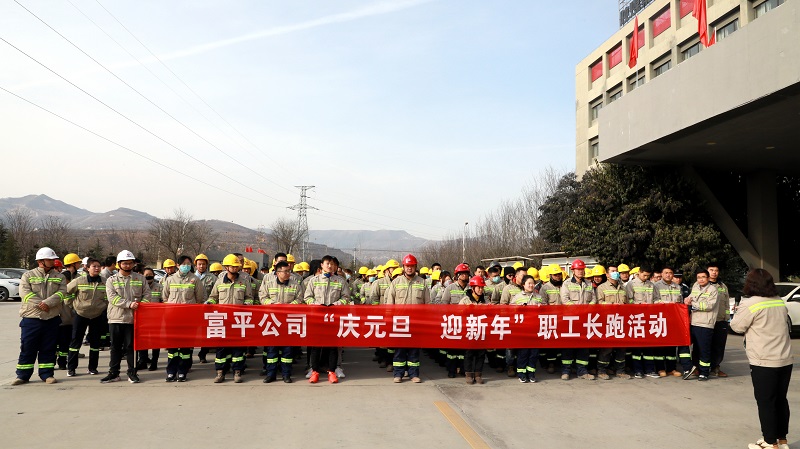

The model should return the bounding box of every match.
[462,222,468,263]
[288,186,317,261]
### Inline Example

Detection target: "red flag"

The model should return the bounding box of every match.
[708,27,716,46]
[245,246,253,253]
[257,248,266,254]
[693,0,709,47]
[628,16,639,68]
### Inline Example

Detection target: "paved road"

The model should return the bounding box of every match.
[0,301,798,448]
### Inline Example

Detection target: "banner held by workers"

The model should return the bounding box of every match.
[134,303,690,350]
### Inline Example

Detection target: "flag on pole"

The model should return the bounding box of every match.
[693,0,710,47]
[708,26,716,46]
[245,246,253,253]
[628,16,640,68]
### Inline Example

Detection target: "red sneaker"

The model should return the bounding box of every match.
[308,371,319,384]
[327,371,339,384]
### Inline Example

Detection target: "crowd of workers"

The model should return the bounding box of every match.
[8,245,739,387]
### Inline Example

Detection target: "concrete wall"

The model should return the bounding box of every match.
[596,0,800,162]
[574,0,787,175]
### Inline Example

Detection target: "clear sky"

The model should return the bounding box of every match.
[1,0,620,240]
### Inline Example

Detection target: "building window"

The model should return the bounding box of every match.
[590,59,603,82]
[680,0,694,17]
[590,139,599,161]
[608,89,623,103]
[715,19,739,41]
[652,7,671,38]
[653,59,671,77]
[681,42,701,61]
[608,44,622,69]
[590,98,603,123]
[754,0,783,18]
[636,26,645,49]
[628,71,645,91]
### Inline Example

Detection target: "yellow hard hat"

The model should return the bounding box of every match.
[630,267,640,275]
[546,264,562,275]
[375,265,384,273]
[431,271,441,281]
[246,260,258,273]
[209,262,223,272]
[286,254,296,263]
[358,266,369,275]
[540,270,550,282]
[163,259,176,268]
[194,253,209,263]
[420,267,430,275]
[527,267,539,278]
[391,267,402,277]
[222,254,241,267]
[63,253,81,265]
[385,259,400,269]
[512,261,524,270]
[593,265,606,276]
[293,264,304,273]
[300,262,310,271]
[617,264,631,273]
[367,269,377,276]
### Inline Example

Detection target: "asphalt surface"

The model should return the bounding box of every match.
[0,300,798,449]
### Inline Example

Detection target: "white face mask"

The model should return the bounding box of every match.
[444,279,453,286]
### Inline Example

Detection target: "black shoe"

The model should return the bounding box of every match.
[87,369,99,375]
[67,370,76,377]
[128,373,140,383]
[260,369,268,376]
[177,374,187,382]
[283,377,292,383]
[263,376,275,384]
[148,364,158,371]
[166,374,176,382]
[100,374,120,383]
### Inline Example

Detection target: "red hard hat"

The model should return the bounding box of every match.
[571,259,586,270]
[455,263,470,274]
[53,259,63,268]
[468,275,486,287]
[402,254,418,266]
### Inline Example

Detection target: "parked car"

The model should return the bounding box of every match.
[775,283,800,337]
[154,269,167,283]
[0,268,26,278]
[0,272,21,301]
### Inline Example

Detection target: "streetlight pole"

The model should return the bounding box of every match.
[462,222,468,262]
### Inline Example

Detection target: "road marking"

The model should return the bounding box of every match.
[434,401,491,449]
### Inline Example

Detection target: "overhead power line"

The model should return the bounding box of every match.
[0,85,286,211]
[13,0,294,205]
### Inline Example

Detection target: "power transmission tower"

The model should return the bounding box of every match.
[288,186,316,261]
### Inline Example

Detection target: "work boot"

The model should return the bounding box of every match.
[11,378,27,386]
[234,370,243,383]
[411,377,421,383]
[506,366,516,377]
[45,377,58,384]
[579,373,595,380]
[474,372,483,384]
[465,372,474,384]
[214,370,225,383]
[597,372,610,380]
[616,372,631,380]
[658,370,667,377]
[393,377,402,383]
[561,373,570,381]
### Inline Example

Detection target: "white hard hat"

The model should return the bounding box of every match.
[82,257,89,265]
[116,250,135,262]
[35,247,58,260]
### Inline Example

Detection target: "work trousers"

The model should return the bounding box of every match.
[690,325,714,376]
[16,316,61,381]
[464,349,485,374]
[711,320,729,369]
[561,348,589,376]
[108,323,135,376]
[56,324,72,368]
[137,349,160,368]
[166,348,192,375]
[446,349,465,376]
[676,346,692,372]
[663,346,678,372]
[393,348,420,378]
[68,313,103,372]
[751,364,792,444]
[516,348,539,380]
[631,348,656,375]
[597,348,626,372]
[215,347,245,374]
[265,346,294,378]
[310,346,338,374]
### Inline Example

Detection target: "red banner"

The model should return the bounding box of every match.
[134,304,690,350]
